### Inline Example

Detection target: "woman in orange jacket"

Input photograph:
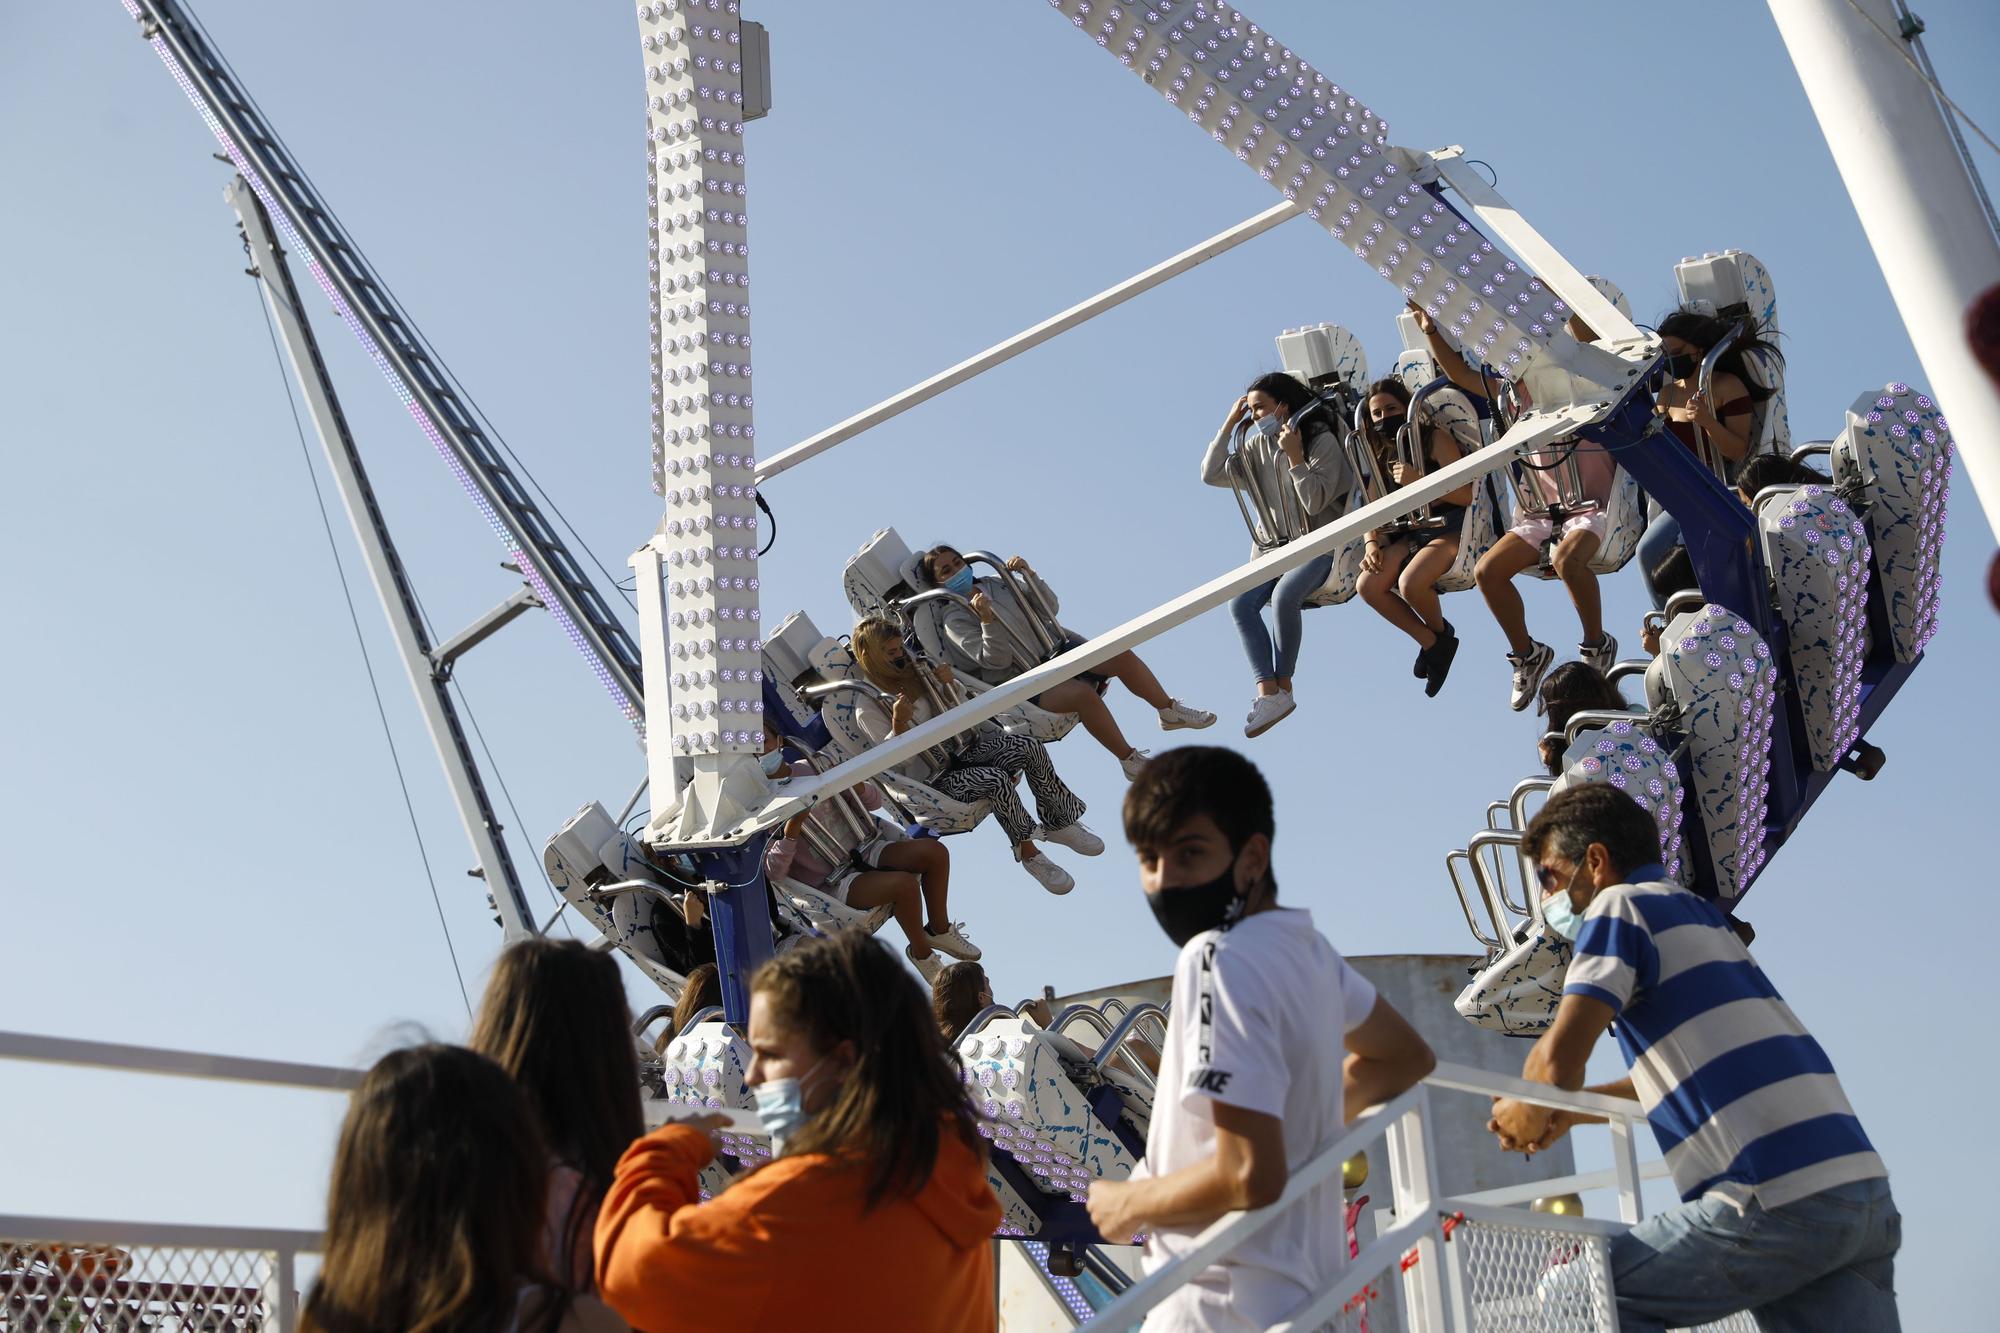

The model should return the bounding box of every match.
[595,930,1003,1332]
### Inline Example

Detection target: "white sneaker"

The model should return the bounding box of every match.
[925,921,982,961]
[905,945,945,983]
[1120,749,1152,781]
[1243,690,1296,738]
[1019,851,1075,895]
[1158,699,1217,731]
[1580,633,1619,675]
[1041,821,1104,856]
[1508,641,1555,712]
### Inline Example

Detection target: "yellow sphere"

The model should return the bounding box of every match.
[1342,1153,1370,1190]
[1532,1193,1585,1217]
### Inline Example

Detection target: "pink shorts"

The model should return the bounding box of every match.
[1509,508,1608,550]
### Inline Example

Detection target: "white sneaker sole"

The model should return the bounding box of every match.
[1160,714,1217,731]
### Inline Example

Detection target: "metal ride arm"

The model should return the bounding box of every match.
[228,177,537,942]
[125,0,643,726]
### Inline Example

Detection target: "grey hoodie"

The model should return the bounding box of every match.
[1200,413,1354,553]
[935,568,1071,686]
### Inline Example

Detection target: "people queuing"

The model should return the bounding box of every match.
[917,543,1215,778]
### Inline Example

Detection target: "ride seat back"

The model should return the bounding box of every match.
[843,527,919,621]
[1831,381,1955,661]
[544,801,693,994]
[656,1019,768,1195]
[1645,604,1777,901]
[811,664,995,836]
[1756,485,1873,770]
[1552,720,1690,884]
[1676,249,1792,459]
[1276,322,1370,395]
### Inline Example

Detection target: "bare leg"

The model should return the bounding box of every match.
[1038,678,1136,759]
[877,838,951,933]
[1551,529,1605,643]
[843,870,930,956]
[1400,538,1461,633]
[1358,541,1437,648]
[1100,650,1173,709]
[1475,533,1541,657]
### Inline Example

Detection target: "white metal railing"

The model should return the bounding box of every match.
[0,1030,344,1333]
[1076,1059,1692,1332]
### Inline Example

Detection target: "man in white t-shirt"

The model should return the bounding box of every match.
[1086,747,1436,1332]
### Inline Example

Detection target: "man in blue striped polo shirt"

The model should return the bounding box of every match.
[1488,784,1901,1331]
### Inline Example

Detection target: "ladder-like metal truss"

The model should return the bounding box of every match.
[125,0,646,728]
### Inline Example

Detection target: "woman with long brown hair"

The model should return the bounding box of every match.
[303,1043,626,1333]
[596,930,1002,1333]
[471,939,645,1295]
[848,615,1097,896]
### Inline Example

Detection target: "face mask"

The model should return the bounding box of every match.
[944,567,976,597]
[1375,412,1406,435]
[760,748,789,777]
[1539,863,1591,942]
[753,1056,830,1157]
[1248,414,1281,441]
[1664,352,1698,381]
[1147,852,1250,948]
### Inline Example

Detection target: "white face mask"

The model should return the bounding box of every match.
[760,748,788,777]
[1540,862,1591,942]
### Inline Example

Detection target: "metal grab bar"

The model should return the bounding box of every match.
[1221,416,1306,551]
[1664,589,1711,620]
[634,1005,674,1039]
[800,749,882,854]
[1506,433,1598,523]
[1606,657,1652,688]
[1507,776,1555,831]
[801,676,957,773]
[1468,828,1533,922]
[1446,847,1506,949]
[676,1005,725,1033]
[897,586,1043,669]
[1689,319,1746,480]
[1563,708,1650,745]
[962,550,1064,661]
[1094,1005,1165,1091]
[1048,1003,1118,1045]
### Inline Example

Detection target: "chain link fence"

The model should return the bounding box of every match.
[0,1235,302,1332]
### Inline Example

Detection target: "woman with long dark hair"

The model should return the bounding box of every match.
[1353,376,1479,698]
[1637,307,1786,608]
[1200,370,1357,737]
[596,930,1002,1333]
[471,940,645,1296]
[302,1043,627,1333]
[849,615,1097,896]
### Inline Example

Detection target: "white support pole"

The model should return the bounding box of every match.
[1608,1117,1645,1225]
[1768,0,2000,544]
[754,202,1303,483]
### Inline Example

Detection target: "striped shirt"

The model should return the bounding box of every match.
[1564,870,1886,1211]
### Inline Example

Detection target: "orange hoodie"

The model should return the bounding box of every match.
[595,1123,1002,1332]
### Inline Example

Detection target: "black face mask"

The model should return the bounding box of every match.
[1147,852,1250,947]
[1375,412,1407,434]
[1663,352,1699,381]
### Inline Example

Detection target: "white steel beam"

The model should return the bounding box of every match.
[754,201,1304,483]
[0,1028,359,1093]
[666,406,1601,848]
[1769,0,2000,543]
[228,176,538,941]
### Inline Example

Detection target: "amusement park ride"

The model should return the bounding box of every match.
[10,0,1994,1327]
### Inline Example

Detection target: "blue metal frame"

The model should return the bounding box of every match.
[697,834,777,1026]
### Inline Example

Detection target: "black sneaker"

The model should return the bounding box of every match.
[1423,624,1460,698]
[1414,620,1453,678]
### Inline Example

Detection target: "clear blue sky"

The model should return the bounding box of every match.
[4,1,1996,1325]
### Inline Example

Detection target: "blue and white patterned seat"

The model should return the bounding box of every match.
[1832,381,1955,662]
[1755,484,1873,770]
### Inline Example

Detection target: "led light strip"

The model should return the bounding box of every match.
[127,2,643,730]
[1046,0,1566,371]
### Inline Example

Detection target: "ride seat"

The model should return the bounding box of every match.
[1831,381,1955,661]
[895,548,1080,744]
[544,801,699,995]
[1754,483,1873,770]
[1644,601,1778,901]
[1676,249,1792,459]
[809,649,995,836]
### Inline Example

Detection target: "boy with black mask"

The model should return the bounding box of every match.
[1085,747,1434,1331]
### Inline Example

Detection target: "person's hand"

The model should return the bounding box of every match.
[1278,418,1305,465]
[969,590,996,624]
[1640,622,1662,657]
[666,1111,732,1152]
[1225,394,1250,429]
[890,693,916,732]
[681,890,706,930]
[1389,461,1417,486]
[1086,1179,1147,1246]
[1022,996,1054,1027]
[1360,541,1386,574]
[783,810,811,838]
[1487,1097,1563,1154]
[1408,300,1436,335]
[1664,392,1699,425]
[1684,389,1714,427]
[1005,555,1033,576]
[933,663,956,687]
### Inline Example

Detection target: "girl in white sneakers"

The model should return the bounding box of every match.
[919,543,1213,780]
[851,618,1100,896]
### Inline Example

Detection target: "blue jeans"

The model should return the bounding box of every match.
[1636,511,1683,611]
[1610,1178,1901,1332]
[1230,551,1336,684]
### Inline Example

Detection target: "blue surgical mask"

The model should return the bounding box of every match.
[760,749,788,777]
[1539,864,1590,942]
[1248,415,1281,441]
[944,568,976,597]
[753,1057,830,1157]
